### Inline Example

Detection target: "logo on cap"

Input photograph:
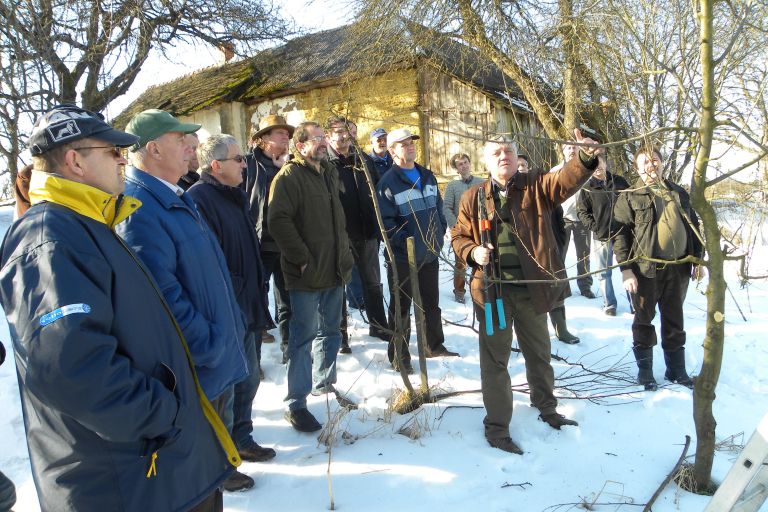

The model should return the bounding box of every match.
[47,120,82,143]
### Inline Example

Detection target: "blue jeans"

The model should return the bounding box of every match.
[232,330,260,448]
[594,239,617,309]
[286,286,343,411]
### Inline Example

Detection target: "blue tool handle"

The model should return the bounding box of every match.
[484,303,494,336]
[496,299,506,330]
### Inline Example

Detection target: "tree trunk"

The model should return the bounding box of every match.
[690,0,725,490]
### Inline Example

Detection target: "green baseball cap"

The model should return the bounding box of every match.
[125,109,201,150]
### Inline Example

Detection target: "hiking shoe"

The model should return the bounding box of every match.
[426,345,460,358]
[284,408,322,433]
[339,341,352,354]
[604,306,617,317]
[453,291,466,304]
[581,289,597,299]
[392,361,414,375]
[539,413,579,430]
[261,330,275,343]
[487,436,523,455]
[223,470,255,492]
[238,441,276,462]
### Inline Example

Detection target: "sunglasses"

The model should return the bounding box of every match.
[73,146,123,158]
[218,155,245,163]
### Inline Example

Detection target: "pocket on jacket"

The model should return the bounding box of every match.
[629,198,653,224]
[152,362,178,395]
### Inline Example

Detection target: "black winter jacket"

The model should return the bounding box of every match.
[0,197,232,512]
[328,146,381,241]
[576,171,630,241]
[612,178,704,278]
[188,173,275,333]
[243,147,282,251]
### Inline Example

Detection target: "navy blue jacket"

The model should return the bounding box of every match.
[376,163,447,264]
[188,173,274,333]
[369,150,393,178]
[242,146,282,251]
[117,167,248,401]
[0,195,232,512]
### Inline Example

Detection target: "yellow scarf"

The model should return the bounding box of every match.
[28,171,141,228]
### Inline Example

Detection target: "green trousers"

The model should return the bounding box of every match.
[474,287,557,440]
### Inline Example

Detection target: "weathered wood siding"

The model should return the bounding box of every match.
[419,68,491,181]
[419,67,553,181]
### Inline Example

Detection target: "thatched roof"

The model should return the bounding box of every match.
[113,23,540,128]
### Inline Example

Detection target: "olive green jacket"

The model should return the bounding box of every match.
[268,155,353,290]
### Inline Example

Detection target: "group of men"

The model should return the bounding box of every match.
[0,106,467,510]
[0,100,704,510]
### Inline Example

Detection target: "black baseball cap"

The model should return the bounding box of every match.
[28,104,138,156]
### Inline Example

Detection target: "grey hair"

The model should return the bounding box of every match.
[197,134,238,172]
[483,136,517,154]
[128,146,148,168]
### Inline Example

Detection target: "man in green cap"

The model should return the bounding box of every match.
[116,109,255,493]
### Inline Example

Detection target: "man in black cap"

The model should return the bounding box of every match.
[0,105,237,511]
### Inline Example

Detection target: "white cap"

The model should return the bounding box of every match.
[387,128,420,148]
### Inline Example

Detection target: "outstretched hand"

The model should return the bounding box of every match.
[574,128,604,158]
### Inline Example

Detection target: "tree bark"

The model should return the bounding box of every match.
[690,0,725,490]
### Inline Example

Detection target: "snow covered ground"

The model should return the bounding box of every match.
[1,204,767,511]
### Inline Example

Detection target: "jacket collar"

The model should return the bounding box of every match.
[125,166,194,210]
[199,172,246,201]
[28,170,141,228]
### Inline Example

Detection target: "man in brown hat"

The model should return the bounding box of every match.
[243,114,295,363]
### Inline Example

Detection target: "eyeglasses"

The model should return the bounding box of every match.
[73,146,123,158]
[306,136,325,142]
[218,155,245,163]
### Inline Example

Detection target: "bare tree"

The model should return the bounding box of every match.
[0,0,294,184]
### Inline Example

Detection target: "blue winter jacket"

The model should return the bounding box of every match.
[376,163,447,264]
[0,174,235,511]
[117,167,248,401]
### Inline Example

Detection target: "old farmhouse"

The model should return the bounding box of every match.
[115,23,557,182]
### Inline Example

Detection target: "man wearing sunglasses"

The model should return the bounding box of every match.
[187,134,276,466]
[0,105,235,511]
[117,110,254,492]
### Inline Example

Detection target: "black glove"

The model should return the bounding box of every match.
[0,341,5,366]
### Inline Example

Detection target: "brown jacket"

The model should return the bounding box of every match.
[451,156,596,314]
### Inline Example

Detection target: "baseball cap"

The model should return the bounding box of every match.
[387,128,420,147]
[28,105,139,156]
[370,128,387,140]
[125,109,201,150]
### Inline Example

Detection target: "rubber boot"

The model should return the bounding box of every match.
[664,348,694,388]
[633,346,658,391]
[549,307,580,344]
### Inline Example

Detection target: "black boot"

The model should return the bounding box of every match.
[550,307,580,344]
[664,349,694,388]
[633,346,658,391]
